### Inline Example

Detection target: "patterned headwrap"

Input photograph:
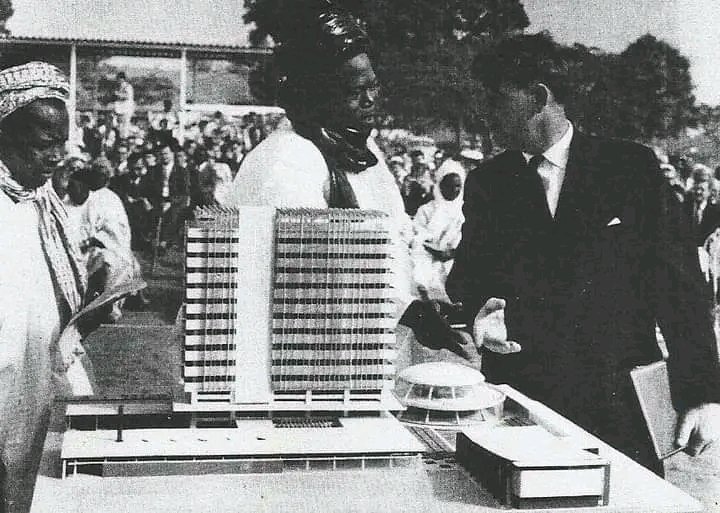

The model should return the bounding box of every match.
[0,61,70,121]
[0,62,86,320]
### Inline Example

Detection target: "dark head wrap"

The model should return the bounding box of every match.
[273,1,378,208]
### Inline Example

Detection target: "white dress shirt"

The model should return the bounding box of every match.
[523,122,574,217]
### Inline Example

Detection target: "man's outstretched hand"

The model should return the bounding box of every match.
[400,299,473,359]
[472,297,521,354]
[675,402,720,456]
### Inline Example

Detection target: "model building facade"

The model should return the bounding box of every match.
[184,206,398,407]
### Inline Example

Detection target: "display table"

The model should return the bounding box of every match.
[30,386,702,513]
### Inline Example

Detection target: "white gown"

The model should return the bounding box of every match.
[230,127,413,310]
[0,192,63,513]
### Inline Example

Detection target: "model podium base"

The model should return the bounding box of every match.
[61,410,423,478]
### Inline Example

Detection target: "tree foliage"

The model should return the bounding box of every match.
[561,34,697,141]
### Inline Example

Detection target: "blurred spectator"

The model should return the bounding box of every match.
[459,148,484,170]
[401,161,433,216]
[150,143,190,250]
[55,162,142,322]
[149,118,177,149]
[197,151,233,206]
[150,99,179,133]
[112,142,131,178]
[433,149,446,171]
[685,162,712,191]
[435,149,466,183]
[79,113,101,156]
[112,72,135,138]
[142,149,158,170]
[685,176,720,246]
[112,153,154,250]
[388,155,407,188]
[203,111,226,139]
[411,169,465,301]
[660,163,686,204]
[711,179,720,206]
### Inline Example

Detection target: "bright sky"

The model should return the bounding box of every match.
[523,0,720,105]
[6,0,720,105]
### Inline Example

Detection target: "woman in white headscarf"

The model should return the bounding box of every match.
[411,166,465,302]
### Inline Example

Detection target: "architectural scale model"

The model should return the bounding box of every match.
[60,206,424,477]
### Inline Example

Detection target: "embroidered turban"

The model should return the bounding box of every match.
[0,61,70,121]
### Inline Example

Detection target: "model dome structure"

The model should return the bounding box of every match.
[394,362,505,426]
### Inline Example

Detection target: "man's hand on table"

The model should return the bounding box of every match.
[676,402,720,456]
[472,297,522,354]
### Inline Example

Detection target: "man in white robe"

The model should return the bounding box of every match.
[56,165,141,323]
[0,63,86,513]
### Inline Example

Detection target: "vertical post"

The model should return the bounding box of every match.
[116,404,124,442]
[178,48,188,142]
[68,44,78,136]
[179,48,188,110]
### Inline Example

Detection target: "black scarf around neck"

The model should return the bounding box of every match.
[294,123,378,209]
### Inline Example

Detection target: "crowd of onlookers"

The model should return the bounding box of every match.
[64,106,283,251]
[54,104,720,318]
[658,153,720,247]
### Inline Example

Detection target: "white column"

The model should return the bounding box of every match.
[180,48,188,109]
[68,44,78,136]
[179,48,188,141]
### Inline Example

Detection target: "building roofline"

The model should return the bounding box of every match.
[0,35,273,55]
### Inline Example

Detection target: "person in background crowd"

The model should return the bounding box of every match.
[432,149,446,171]
[197,148,233,206]
[710,178,720,205]
[150,143,190,250]
[686,163,714,193]
[112,142,130,179]
[150,99,179,133]
[112,72,135,139]
[411,169,465,302]
[112,153,154,250]
[446,33,720,474]
[203,111,226,139]
[230,3,470,362]
[388,155,408,188]
[149,118,176,149]
[685,175,720,246]
[220,142,242,177]
[79,113,101,156]
[142,149,157,171]
[660,162,686,204]
[0,62,87,513]
[247,111,267,148]
[401,159,433,216]
[434,146,466,184]
[459,148,484,171]
[54,161,143,322]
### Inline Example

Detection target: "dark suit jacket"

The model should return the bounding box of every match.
[447,132,720,466]
[684,198,720,246]
[110,173,153,205]
[148,164,190,206]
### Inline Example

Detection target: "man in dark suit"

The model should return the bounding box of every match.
[446,33,720,473]
[149,142,190,250]
[111,153,154,250]
[685,178,720,246]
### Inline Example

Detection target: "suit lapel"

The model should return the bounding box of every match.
[553,133,606,238]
